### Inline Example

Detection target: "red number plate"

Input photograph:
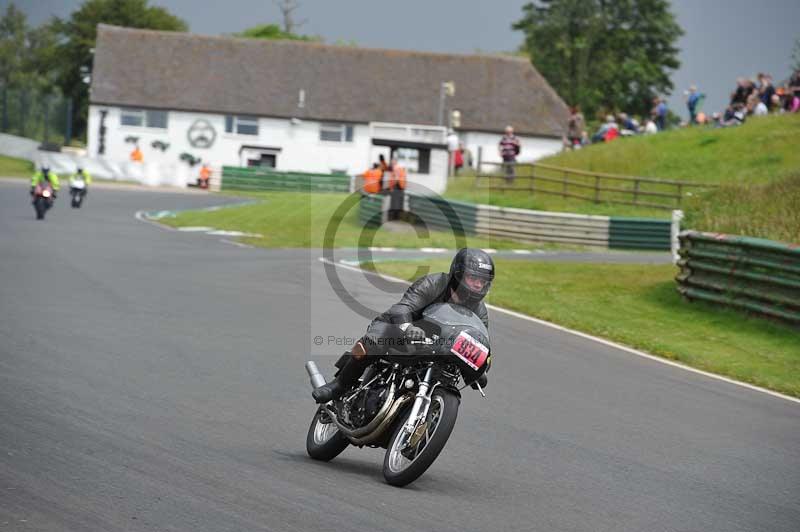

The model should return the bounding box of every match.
[450,331,489,371]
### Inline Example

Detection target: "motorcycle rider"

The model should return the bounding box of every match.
[70,166,92,193]
[313,248,494,403]
[30,166,60,197]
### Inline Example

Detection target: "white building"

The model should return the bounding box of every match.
[88,25,568,192]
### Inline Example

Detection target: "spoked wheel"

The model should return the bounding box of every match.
[306,406,349,461]
[383,389,460,487]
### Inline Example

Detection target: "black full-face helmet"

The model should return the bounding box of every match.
[448,248,495,306]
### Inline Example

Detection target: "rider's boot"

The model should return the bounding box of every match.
[312,355,368,403]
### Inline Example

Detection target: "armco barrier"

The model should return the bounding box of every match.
[221,166,350,193]
[608,217,672,250]
[359,194,672,250]
[676,231,800,324]
[359,194,384,227]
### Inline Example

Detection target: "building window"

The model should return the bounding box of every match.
[393,147,430,174]
[120,108,168,129]
[320,123,354,143]
[225,115,259,136]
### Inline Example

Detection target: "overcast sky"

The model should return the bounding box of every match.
[8,0,800,120]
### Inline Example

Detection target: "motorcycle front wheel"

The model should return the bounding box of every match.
[383,388,460,487]
[306,406,349,461]
[34,197,46,219]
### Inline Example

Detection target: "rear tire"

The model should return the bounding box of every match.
[382,388,460,487]
[306,407,349,461]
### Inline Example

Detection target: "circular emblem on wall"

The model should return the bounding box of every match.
[187,119,217,149]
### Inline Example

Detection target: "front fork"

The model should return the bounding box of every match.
[401,365,435,441]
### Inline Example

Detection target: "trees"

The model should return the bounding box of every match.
[513,0,683,119]
[235,23,317,41]
[51,0,187,139]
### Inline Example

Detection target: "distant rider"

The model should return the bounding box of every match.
[30,166,60,197]
[312,248,495,403]
[70,167,92,193]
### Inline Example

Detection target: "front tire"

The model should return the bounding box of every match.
[34,198,45,220]
[383,389,460,487]
[306,407,349,461]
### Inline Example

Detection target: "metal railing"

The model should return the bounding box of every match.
[470,161,716,210]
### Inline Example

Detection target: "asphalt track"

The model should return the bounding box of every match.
[1,180,798,532]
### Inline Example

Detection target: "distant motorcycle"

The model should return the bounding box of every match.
[32,183,55,220]
[305,302,491,487]
[70,177,87,208]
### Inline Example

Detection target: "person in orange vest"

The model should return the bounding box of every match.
[198,164,211,189]
[362,164,383,194]
[387,158,406,221]
[130,144,143,162]
[387,158,407,191]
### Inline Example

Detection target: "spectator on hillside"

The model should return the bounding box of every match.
[731,77,754,105]
[592,115,619,143]
[643,118,658,134]
[652,97,668,130]
[498,125,521,182]
[758,73,776,111]
[566,106,585,149]
[685,85,705,124]
[789,70,800,100]
[722,103,746,127]
[618,113,639,136]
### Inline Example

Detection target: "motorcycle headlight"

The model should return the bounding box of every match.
[42,190,51,197]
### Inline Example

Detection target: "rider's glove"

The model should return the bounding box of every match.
[470,374,488,390]
[404,325,426,342]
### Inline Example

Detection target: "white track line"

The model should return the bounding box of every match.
[134,210,177,231]
[220,239,254,249]
[319,256,800,405]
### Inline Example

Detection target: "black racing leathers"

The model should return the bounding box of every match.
[360,273,489,356]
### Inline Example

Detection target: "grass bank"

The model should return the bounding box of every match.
[445,114,800,236]
[159,191,578,250]
[365,259,800,398]
[0,155,34,177]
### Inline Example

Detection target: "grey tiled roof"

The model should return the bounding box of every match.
[90,24,568,137]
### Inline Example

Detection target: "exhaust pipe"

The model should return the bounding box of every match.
[305,361,326,390]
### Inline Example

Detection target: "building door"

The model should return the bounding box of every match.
[247,153,276,168]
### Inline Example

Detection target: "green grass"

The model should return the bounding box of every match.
[0,155,34,177]
[542,113,800,183]
[445,113,800,225]
[683,174,800,243]
[160,191,579,250]
[365,259,800,397]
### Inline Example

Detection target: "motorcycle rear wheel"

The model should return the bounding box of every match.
[306,406,349,461]
[383,388,460,487]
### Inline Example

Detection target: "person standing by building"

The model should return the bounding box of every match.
[130,144,143,162]
[566,106,584,148]
[498,125,520,182]
[198,164,211,189]
[387,158,407,221]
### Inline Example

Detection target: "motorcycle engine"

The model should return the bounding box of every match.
[349,381,390,428]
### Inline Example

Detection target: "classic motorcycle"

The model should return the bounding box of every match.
[305,302,491,487]
[70,177,87,208]
[32,183,55,220]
